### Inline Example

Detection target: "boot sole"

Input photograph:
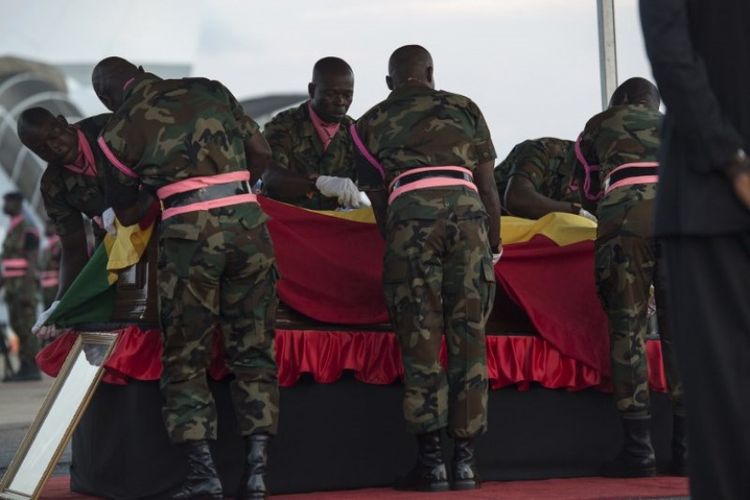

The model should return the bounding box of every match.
[172,495,223,500]
[239,495,268,500]
[451,480,481,491]
[601,468,656,478]
[393,482,450,492]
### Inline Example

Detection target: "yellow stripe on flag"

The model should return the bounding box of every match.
[103,221,155,285]
[307,207,596,246]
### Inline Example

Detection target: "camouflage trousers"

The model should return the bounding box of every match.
[5,285,39,368]
[158,211,279,444]
[383,214,496,438]
[42,286,57,310]
[595,187,684,418]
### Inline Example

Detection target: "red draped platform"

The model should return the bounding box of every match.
[36,199,638,391]
[37,326,668,393]
[37,199,656,394]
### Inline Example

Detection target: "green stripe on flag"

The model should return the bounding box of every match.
[47,244,117,327]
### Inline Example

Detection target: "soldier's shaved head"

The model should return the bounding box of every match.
[609,77,661,110]
[2,191,23,216]
[308,57,354,123]
[91,56,142,112]
[387,45,434,90]
[312,57,353,83]
[17,107,56,145]
[17,107,78,164]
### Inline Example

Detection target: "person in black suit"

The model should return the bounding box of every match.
[640,1,750,499]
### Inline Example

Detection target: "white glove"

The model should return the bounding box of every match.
[33,300,60,339]
[492,246,503,265]
[358,191,372,208]
[101,207,117,235]
[578,207,597,222]
[315,176,361,209]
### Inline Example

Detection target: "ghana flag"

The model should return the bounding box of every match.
[46,197,608,374]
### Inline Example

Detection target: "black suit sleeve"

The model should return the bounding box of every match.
[640,0,744,172]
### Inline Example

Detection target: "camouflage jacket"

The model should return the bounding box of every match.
[40,114,111,237]
[354,86,496,222]
[263,101,356,210]
[2,214,39,293]
[99,73,267,232]
[579,104,662,202]
[496,138,578,203]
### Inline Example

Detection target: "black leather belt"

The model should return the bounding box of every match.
[607,166,658,186]
[390,170,473,191]
[162,181,250,209]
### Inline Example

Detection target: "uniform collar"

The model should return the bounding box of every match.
[388,84,434,100]
[307,101,341,152]
[123,73,161,101]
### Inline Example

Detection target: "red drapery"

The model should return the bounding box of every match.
[260,199,389,325]
[258,199,610,374]
[495,236,610,374]
[36,327,667,392]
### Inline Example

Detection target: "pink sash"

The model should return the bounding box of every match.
[2,258,29,278]
[97,136,139,179]
[604,162,659,195]
[349,124,385,180]
[41,270,60,288]
[574,135,603,202]
[156,171,251,199]
[157,171,257,220]
[388,166,476,205]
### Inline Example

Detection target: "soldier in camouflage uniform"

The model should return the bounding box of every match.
[17,108,111,318]
[39,223,61,309]
[93,57,278,500]
[262,57,361,210]
[354,45,501,492]
[577,77,685,477]
[1,192,40,381]
[499,138,596,220]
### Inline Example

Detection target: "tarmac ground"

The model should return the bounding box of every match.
[0,372,71,479]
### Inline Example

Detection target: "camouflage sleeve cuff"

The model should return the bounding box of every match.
[270,149,290,169]
[507,167,543,191]
[475,140,496,163]
[239,115,261,141]
[50,213,84,237]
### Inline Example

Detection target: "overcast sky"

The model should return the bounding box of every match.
[0,0,652,157]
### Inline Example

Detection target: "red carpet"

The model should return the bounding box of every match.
[42,475,689,499]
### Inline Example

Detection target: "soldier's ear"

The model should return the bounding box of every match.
[385,75,394,91]
[425,66,434,87]
[308,82,316,100]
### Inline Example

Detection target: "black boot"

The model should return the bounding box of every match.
[671,415,688,476]
[171,440,223,500]
[8,360,41,382]
[1,363,15,382]
[601,417,656,477]
[238,433,271,499]
[452,437,481,490]
[394,431,450,492]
